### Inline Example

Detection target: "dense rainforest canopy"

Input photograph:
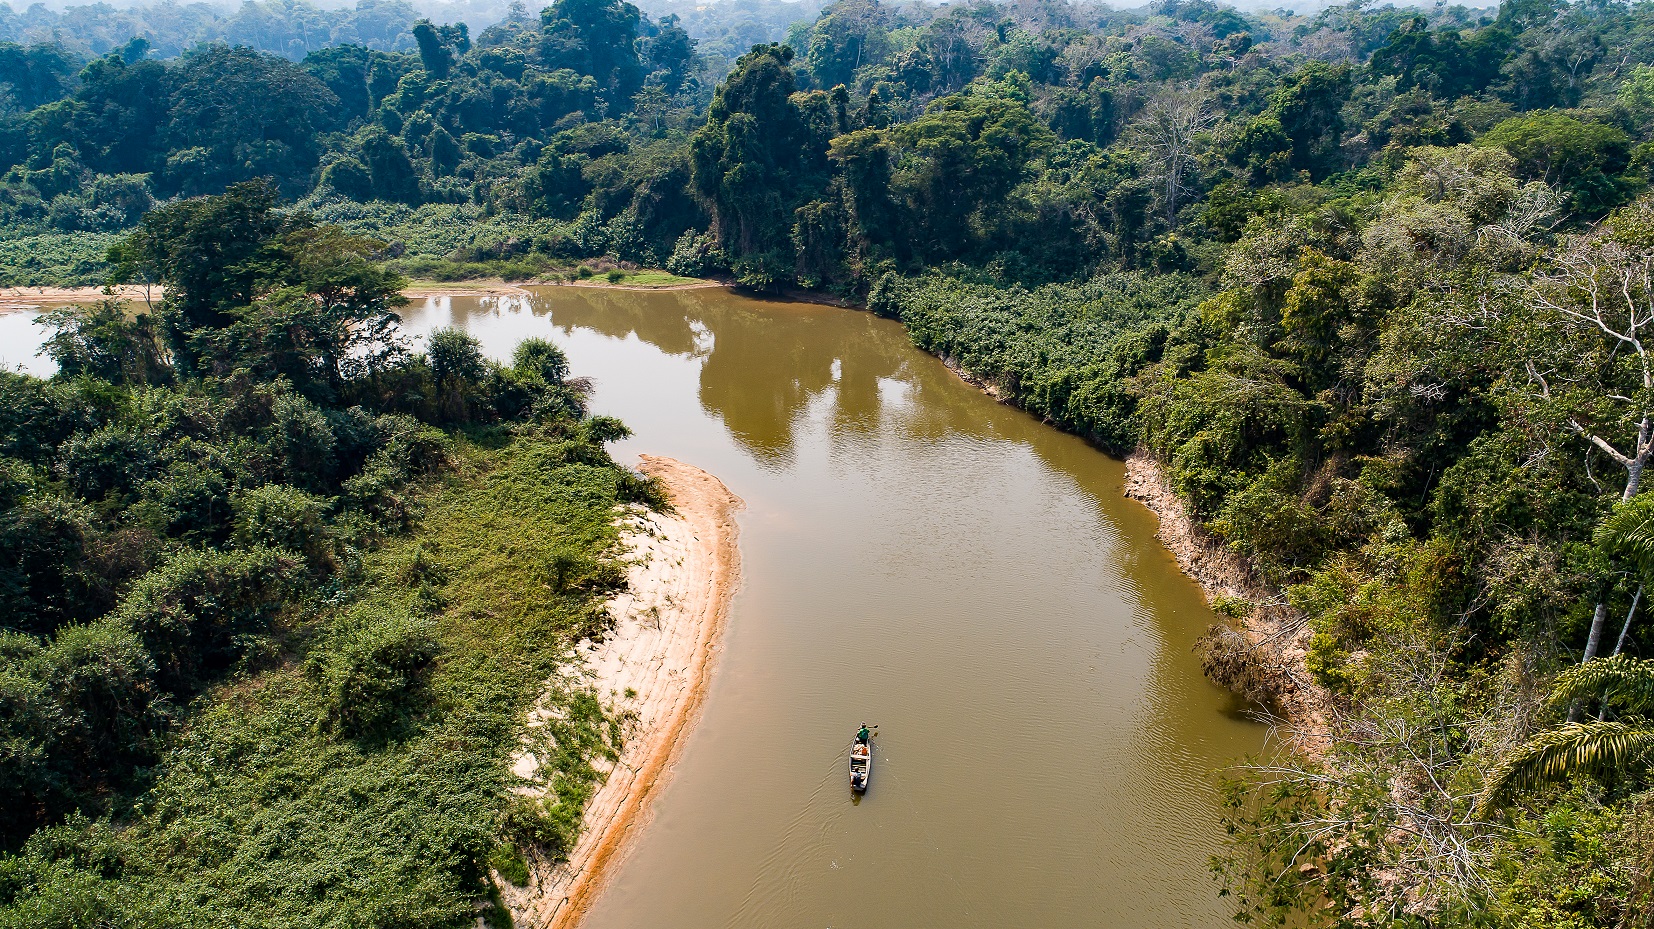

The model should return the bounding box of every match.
[2,0,1654,924]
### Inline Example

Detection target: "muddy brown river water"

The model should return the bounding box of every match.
[404,287,1267,929]
[5,286,1267,928]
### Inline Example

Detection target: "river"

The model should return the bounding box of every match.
[5,287,1266,928]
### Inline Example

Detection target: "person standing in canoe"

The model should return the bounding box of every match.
[856,724,872,744]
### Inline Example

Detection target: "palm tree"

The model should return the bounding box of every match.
[1596,493,1654,656]
[1476,656,1654,816]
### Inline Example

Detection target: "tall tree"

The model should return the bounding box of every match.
[1130,82,1213,224]
[689,43,817,286]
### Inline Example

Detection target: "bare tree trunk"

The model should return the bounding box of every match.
[1131,84,1212,230]
[1583,601,1612,665]
[1613,584,1642,657]
[1580,423,1652,679]
[1625,433,1649,500]
[1590,585,1644,721]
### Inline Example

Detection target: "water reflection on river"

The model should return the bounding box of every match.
[400,287,1266,929]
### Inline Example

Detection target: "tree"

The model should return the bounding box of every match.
[0,620,163,848]
[162,45,338,196]
[427,126,461,177]
[1480,113,1633,217]
[358,130,422,203]
[887,83,1052,260]
[689,44,819,286]
[1512,196,1654,665]
[0,41,80,111]
[301,44,382,126]
[110,179,287,355]
[427,327,487,421]
[537,0,646,109]
[411,20,467,79]
[1229,62,1351,183]
[27,48,170,177]
[308,604,438,736]
[640,13,697,94]
[828,127,893,244]
[39,301,170,386]
[513,338,570,383]
[803,0,889,89]
[110,182,407,387]
[1130,82,1213,224]
[1367,17,1510,99]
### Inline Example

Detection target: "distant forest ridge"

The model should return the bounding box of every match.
[0,0,822,61]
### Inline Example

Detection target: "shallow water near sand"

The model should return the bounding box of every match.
[7,289,1266,928]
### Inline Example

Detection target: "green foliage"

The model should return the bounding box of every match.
[1479,657,1654,813]
[488,843,531,887]
[1480,112,1636,215]
[39,301,169,386]
[0,232,118,285]
[233,484,333,562]
[1368,16,1511,99]
[872,270,1203,451]
[690,43,824,286]
[308,602,439,737]
[1479,790,1654,929]
[1229,63,1353,183]
[0,188,639,926]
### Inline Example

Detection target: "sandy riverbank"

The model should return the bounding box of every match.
[0,281,535,312]
[0,278,726,315]
[560,279,726,292]
[403,280,531,298]
[0,285,165,313]
[504,455,743,929]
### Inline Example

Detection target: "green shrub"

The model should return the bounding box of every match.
[307,603,439,737]
[233,484,333,562]
[488,843,531,887]
[874,271,1205,452]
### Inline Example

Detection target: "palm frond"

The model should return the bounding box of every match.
[1476,720,1654,816]
[1596,493,1654,577]
[1544,655,1654,715]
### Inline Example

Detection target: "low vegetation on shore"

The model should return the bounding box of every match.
[0,185,653,927]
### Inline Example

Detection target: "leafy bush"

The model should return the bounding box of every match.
[308,603,438,737]
[233,483,334,563]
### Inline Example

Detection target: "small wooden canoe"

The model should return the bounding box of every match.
[849,739,871,792]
